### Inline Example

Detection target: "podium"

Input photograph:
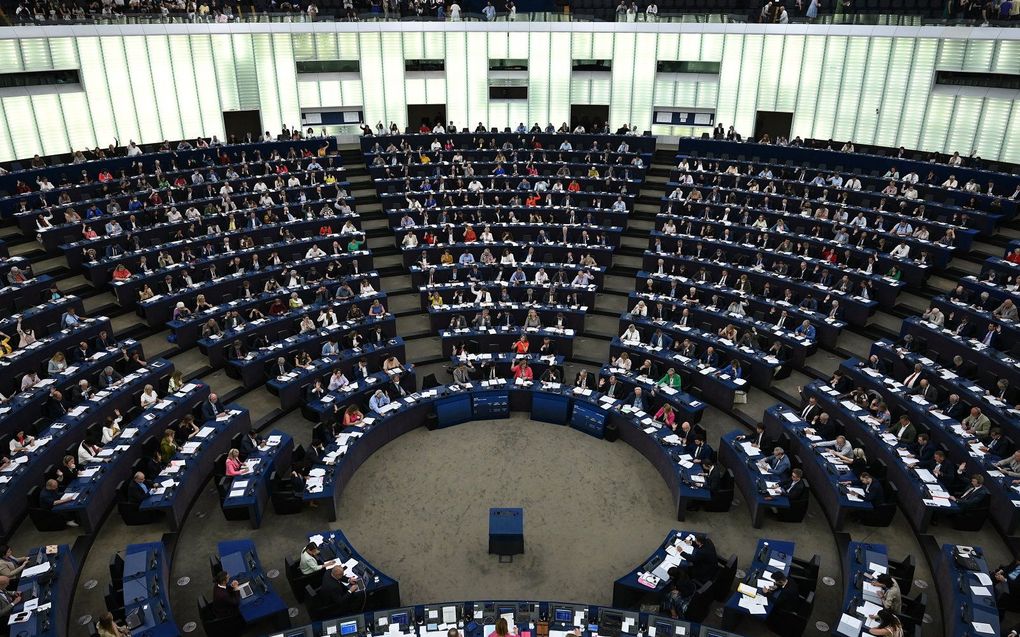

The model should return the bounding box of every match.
[531,392,570,424]
[435,393,472,428]
[488,508,524,561]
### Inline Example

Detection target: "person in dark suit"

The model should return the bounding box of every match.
[318,565,357,606]
[739,423,771,452]
[72,341,91,362]
[781,468,806,501]
[914,379,938,403]
[94,330,114,351]
[859,472,884,504]
[950,474,990,512]
[623,387,647,411]
[97,366,123,389]
[44,388,68,418]
[911,433,936,466]
[211,571,241,619]
[240,431,262,457]
[201,393,223,421]
[938,393,967,421]
[139,449,163,480]
[863,354,888,376]
[574,370,593,389]
[125,471,151,504]
[227,340,246,360]
[797,390,821,422]
[688,536,718,583]
[924,450,955,490]
[766,573,800,613]
[828,370,853,394]
[599,375,623,398]
[949,356,974,379]
[700,347,719,368]
[269,356,290,378]
[983,429,1014,459]
[690,437,714,464]
[702,459,724,493]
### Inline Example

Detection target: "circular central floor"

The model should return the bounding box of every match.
[336,414,682,605]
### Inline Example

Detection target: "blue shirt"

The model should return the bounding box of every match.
[369,393,391,413]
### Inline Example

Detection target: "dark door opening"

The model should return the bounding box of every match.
[407,104,447,134]
[570,105,609,133]
[223,110,262,143]
[753,111,794,142]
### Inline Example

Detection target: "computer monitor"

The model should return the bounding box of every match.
[554,610,573,623]
[497,606,515,618]
[285,628,313,637]
[340,620,359,635]
[391,612,409,627]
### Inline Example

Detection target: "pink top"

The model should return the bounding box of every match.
[654,406,675,426]
[225,457,244,476]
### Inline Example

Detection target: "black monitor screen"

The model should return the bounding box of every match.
[498,607,515,616]
[601,612,623,629]
[554,610,573,623]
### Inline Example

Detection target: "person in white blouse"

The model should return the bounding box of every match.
[534,268,549,284]
[140,384,159,409]
[299,316,316,333]
[621,324,642,344]
[78,440,100,464]
[612,352,633,371]
[318,308,339,327]
[480,227,494,242]
[500,250,516,266]
[630,300,648,317]
[360,280,376,295]
[472,286,493,303]
[306,245,327,259]
[328,369,350,391]
[889,243,910,259]
[101,411,124,443]
[21,371,41,392]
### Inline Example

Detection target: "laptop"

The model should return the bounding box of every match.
[238,581,255,599]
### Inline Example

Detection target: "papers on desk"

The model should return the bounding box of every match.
[975,572,993,586]
[21,560,51,578]
[782,411,800,423]
[737,594,767,615]
[914,468,937,483]
[856,600,882,619]
[181,442,201,454]
[740,442,761,457]
[195,426,215,439]
[266,435,282,447]
[68,406,87,417]
[767,558,786,570]
[970,585,992,597]
[972,622,995,635]
[834,613,862,637]
[79,466,101,478]
[228,488,247,498]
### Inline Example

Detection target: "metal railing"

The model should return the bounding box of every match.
[4,8,1019,26]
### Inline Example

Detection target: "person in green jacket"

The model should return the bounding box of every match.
[657,367,682,390]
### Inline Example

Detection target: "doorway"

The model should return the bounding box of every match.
[223,110,262,143]
[570,105,609,133]
[753,111,794,142]
[407,104,447,133]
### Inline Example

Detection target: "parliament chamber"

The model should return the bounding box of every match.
[0,17,1018,637]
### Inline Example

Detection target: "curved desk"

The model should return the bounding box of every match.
[217,539,290,631]
[306,529,400,611]
[761,405,872,531]
[272,598,749,637]
[139,406,252,532]
[302,381,711,523]
[7,544,76,637]
[612,529,708,609]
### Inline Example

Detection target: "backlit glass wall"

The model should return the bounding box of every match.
[0,25,1017,162]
